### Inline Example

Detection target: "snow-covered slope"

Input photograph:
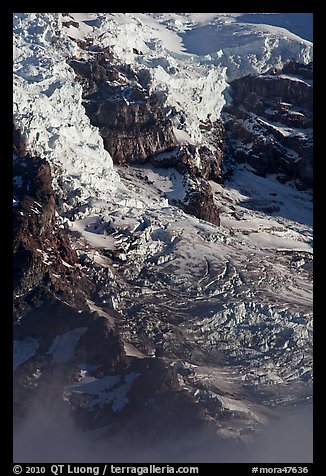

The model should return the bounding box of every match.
[13,12,313,459]
[13,13,312,201]
[13,13,119,207]
[63,13,312,145]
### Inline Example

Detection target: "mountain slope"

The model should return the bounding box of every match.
[13,12,313,462]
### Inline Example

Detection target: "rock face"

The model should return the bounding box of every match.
[13,126,91,320]
[230,71,312,111]
[183,179,220,225]
[223,61,313,190]
[281,60,313,80]
[150,139,224,185]
[69,56,177,165]
[150,144,222,225]
[70,48,221,226]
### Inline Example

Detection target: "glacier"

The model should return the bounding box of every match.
[13,12,313,461]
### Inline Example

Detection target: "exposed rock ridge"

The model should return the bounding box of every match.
[223,61,313,190]
[13,125,92,319]
[69,54,177,165]
[69,46,221,225]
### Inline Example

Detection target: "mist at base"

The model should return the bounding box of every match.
[13,396,313,463]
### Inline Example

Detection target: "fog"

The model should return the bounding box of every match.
[14,393,313,463]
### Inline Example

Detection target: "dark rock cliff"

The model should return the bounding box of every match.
[13,126,91,320]
[223,61,313,190]
[70,56,177,165]
[69,47,221,226]
[230,72,312,110]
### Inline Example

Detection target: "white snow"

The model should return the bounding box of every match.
[109,372,140,412]
[71,12,311,145]
[61,13,94,40]
[70,217,116,249]
[216,394,253,414]
[173,127,196,145]
[69,374,120,395]
[68,13,98,23]
[13,13,313,399]
[256,117,310,138]
[132,164,187,202]
[61,259,73,268]
[47,327,87,363]
[245,231,312,253]
[13,12,313,208]
[67,371,140,411]
[131,13,186,54]
[13,338,39,371]
[219,166,313,227]
[13,13,119,209]
[277,74,312,87]
[123,342,146,358]
[260,73,312,87]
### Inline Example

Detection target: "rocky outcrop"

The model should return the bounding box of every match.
[69,56,177,165]
[276,60,313,80]
[13,126,93,319]
[183,179,220,225]
[62,20,79,29]
[171,176,220,226]
[13,296,207,439]
[69,48,221,226]
[149,147,220,225]
[230,73,312,110]
[223,61,313,190]
[150,136,224,184]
